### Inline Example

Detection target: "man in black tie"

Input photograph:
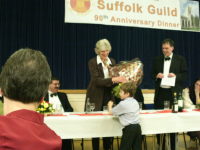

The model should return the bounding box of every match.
[0,95,3,103]
[45,76,73,112]
[44,76,73,150]
[151,39,188,150]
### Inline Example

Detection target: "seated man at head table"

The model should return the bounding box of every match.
[0,94,3,115]
[0,48,62,150]
[44,76,74,150]
[0,94,3,103]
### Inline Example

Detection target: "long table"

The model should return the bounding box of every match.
[44,109,200,139]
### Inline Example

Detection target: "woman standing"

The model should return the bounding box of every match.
[86,39,126,150]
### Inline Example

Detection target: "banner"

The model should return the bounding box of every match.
[65,0,199,32]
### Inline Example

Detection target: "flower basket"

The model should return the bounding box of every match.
[36,100,55,115]
[112,83,122,98]
[110,58,144,98]
[196,104,200,109]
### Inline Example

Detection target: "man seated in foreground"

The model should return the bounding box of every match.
[0,48,62,150]
[45,76,73,150]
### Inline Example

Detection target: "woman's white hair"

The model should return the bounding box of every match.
[94,39,112,55]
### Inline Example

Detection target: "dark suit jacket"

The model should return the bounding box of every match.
[0,96,3,103]
[86,56,116,111]
[151,54,188,104]
[44,92,73,112]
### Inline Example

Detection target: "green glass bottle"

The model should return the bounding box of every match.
[172,93,178,113]
[178,92,183,112]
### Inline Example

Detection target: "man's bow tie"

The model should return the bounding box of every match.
[165,57,171,61]
[50,93,57,97]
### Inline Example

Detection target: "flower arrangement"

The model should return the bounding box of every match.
[196,100,200,109]
[196,104,200,109]
[112,83,122,98]
[36,100,55,114]
[110,58,144,98]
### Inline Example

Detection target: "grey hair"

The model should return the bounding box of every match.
[94,39,112,54]
[0,48,51,103]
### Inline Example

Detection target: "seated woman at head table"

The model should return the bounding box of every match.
[182,77,200,140]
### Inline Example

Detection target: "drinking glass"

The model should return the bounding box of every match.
[55,104,62,114]
[139,102,142,112]
[191,105,196,109]
[90,103,95,112]
[164,101,170,110]
[103,106,108,114]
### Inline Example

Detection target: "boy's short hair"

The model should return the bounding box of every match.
[120,82,137,97]
[0,48,51,103]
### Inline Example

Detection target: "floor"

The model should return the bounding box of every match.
[73,134,199,150]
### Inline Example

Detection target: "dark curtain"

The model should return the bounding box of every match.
[0,0,200,89]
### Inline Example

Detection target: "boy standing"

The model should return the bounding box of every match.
[108,82,142,150]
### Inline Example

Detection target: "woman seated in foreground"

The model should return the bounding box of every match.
[183,77,200,140]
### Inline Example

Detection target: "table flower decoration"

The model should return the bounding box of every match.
[196,104,200,109]
[36,100,55,116]
[110,58,144,98]
[196,100,200,109]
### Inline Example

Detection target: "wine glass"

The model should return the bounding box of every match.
[55,104,62,114]
[90,103,95,112]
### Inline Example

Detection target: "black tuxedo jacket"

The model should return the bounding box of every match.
[0,96,3,103]
[44,92,73,112]
[151,54,188,103]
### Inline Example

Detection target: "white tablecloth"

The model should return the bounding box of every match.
[44,110,200,139]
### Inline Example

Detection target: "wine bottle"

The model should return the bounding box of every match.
[178,92,183,112]
[172,93,178,113]
[86,98,91,113]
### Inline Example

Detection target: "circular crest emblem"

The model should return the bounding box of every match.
[66,0,95,16]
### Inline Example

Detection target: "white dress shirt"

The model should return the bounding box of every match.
[48,91,64,112]
[97,55,112,78]
[160,53,173,89]
[111,97,140,126]
[182,88,194,109]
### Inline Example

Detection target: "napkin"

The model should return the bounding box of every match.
[70,113,109,116]
[47,114,67,116]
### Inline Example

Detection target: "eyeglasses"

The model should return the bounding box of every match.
[53,83,61,86]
